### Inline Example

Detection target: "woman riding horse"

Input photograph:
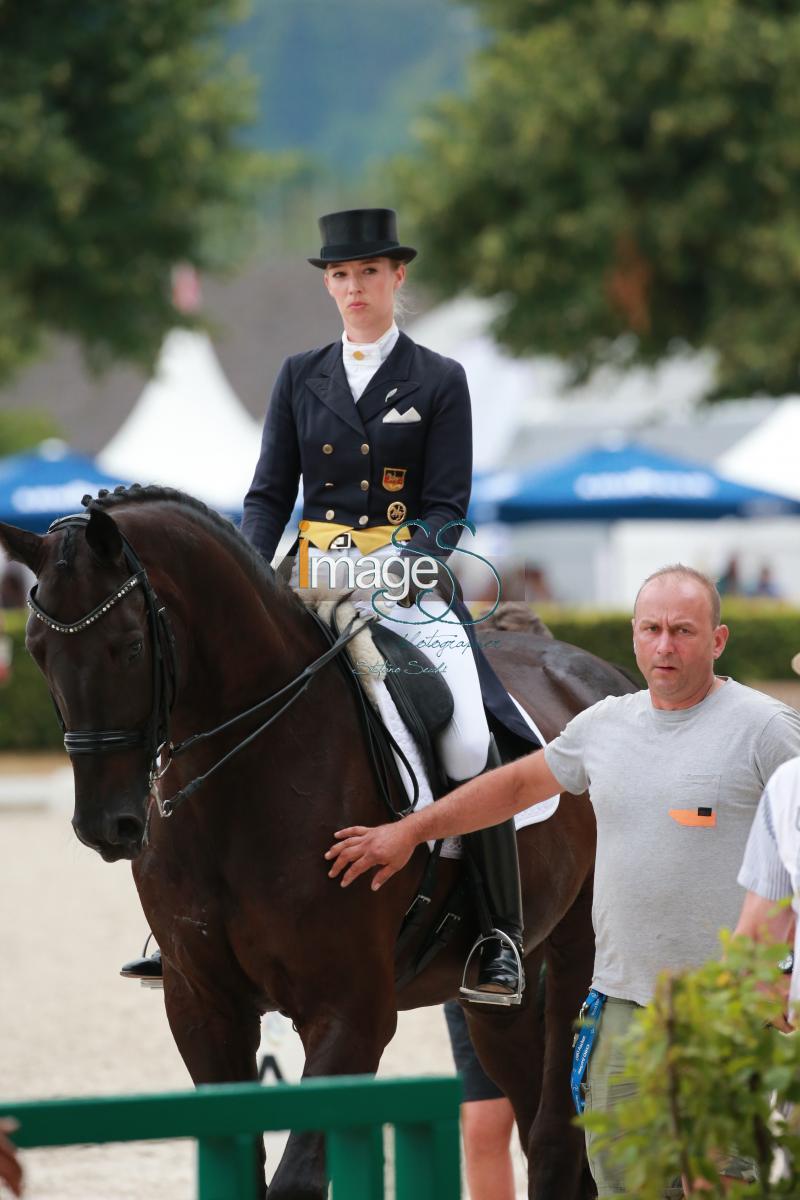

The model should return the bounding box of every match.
[122,208,540,1001]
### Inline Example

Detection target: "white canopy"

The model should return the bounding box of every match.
[408,298,716,472]
[717,397,800,501]
[98,329,263,513]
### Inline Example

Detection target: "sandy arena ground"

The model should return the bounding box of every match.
[0,760,528,1198]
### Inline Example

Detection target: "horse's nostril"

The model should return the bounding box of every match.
[116,816,144,844]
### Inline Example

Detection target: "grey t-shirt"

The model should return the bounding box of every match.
[544,679,800,1005]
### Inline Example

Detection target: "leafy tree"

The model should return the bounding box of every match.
[397,1,800,397]
[0,411,61,456]
[581,930,800,1197]
[0,0,266,383]
[229,0,482,173]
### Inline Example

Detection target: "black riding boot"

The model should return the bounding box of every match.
[120,938,162,981]
[459,740,525,1006]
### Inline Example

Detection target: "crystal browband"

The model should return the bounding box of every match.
[27,573,144,634]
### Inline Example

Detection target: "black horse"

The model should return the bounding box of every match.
[0,488,637,1199]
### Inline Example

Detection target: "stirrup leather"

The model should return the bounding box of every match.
[459,929,525,1007]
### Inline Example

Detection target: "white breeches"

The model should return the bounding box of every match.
[377,596,491,782]
[291,545,491,782]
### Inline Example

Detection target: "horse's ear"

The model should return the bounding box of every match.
[0,522,45,575]
[85,508,124,562]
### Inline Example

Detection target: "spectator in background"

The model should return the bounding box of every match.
[523,564,554,604]
[749,564,782,600]
[0,562,27,610]
[716,554,742,597]
[0,1120,22,1197]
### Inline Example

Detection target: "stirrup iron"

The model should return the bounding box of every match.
[459,929,525,1007]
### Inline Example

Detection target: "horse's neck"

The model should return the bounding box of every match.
[165,536,319,720]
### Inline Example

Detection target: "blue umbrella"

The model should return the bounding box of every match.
[473,442,800,524]
[0,441,134,532]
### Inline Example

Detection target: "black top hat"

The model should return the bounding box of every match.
[308,208,417,268]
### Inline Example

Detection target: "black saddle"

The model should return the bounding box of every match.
[369,622,454,798]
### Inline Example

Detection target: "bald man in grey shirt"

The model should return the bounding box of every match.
[327,565,800,1196]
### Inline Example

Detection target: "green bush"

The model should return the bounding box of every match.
[580,932,800,1198]
[0,610,63,751]
[0,603,797,753]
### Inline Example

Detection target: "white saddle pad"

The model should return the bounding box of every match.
[369,675,559,859]
[311,599,560,856]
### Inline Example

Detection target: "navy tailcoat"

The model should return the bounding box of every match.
[242,330,539,752]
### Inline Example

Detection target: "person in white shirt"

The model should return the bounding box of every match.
[735,650,800,1020]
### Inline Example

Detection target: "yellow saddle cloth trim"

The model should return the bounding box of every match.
[299,520,411,554]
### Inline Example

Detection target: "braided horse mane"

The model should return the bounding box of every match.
[80,483,288,601]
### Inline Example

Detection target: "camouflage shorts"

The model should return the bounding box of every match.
[585,998,758,1197]
[715,1153,758,1183]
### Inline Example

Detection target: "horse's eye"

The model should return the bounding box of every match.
[128,639,144,662]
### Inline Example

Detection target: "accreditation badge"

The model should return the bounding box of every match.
[382,467,406,492]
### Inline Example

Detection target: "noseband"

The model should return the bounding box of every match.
[27,513,177,783]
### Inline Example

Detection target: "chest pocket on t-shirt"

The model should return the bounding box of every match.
[669,773,721,828]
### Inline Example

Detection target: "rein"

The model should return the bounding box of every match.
[157,607,370,816]
[28,513,373,818]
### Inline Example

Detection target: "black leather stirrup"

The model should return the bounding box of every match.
[459,737,525,1007]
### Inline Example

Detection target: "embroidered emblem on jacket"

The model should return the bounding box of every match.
[382,467,406,492]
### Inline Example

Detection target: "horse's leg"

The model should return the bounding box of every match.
[462,945,546,1165]
[529,875,596,1200]
[268,989,398,1200]
[162,969,267,1196]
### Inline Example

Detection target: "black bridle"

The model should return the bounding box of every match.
[28,514,178,785]
[28,512,372,818]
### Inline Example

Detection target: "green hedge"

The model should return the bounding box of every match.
[0,603,798,751]
[0,610,63,751]
[543,600,800,685]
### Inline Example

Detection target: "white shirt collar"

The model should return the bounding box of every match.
[341,322,399,366]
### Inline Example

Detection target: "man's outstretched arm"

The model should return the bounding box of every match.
[325,748,563,890]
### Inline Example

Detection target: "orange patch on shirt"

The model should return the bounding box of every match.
[668,809,717,829]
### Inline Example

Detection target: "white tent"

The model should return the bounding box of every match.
[407,297,716,472]
[98,329,263,513]
[717,397,800,501]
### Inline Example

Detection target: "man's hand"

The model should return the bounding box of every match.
[325,821,417,890]
[0,1120,23,1197]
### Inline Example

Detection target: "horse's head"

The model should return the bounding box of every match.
[0,507,169,861]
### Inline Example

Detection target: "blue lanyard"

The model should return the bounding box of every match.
[571,989,607,1115]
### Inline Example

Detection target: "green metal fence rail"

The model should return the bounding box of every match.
[0,1074,462,1200]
